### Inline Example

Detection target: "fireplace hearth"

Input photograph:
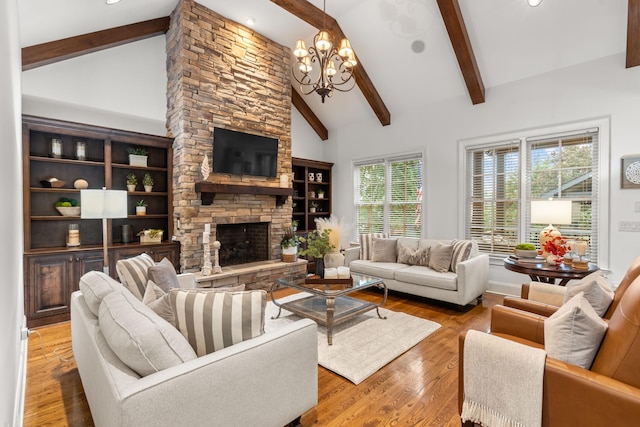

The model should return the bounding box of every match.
[216,222,270,266]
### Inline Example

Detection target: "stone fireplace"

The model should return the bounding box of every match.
[166,0,295,275]
[216,222,270,266]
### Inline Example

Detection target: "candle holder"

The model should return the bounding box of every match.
[202,241,212,276]
[213,240,222,273]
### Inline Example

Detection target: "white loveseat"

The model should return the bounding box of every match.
[344,237,489,307]
[71,271,318,427]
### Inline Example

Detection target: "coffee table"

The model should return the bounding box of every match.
[272,273,387,345]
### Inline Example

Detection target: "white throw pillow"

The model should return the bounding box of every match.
[79,270,125,316]
[545,292,608,369]
[564,271,613,317]
[169,289,266,357]
[99,291,197,377]
[371,238,398,263]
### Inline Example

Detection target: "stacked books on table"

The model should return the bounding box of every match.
[508,255,545,263]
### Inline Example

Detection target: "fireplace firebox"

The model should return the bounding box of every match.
[215,222,270,266]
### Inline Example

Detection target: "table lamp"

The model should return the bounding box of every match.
[81,188,128,275]
[531,200,572,257]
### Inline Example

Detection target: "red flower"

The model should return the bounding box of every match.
[542,234,568,257]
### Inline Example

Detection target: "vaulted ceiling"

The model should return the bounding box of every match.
[19,0,635,136]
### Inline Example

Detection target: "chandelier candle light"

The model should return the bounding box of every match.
[292,0,358,102]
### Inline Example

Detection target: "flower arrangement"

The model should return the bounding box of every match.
[542,233,570,260]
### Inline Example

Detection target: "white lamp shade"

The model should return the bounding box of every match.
[81,189,128,219]
[531,200,572,225]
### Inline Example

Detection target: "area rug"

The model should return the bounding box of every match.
[265,293,441,385]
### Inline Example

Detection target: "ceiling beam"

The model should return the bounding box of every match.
[272,0,391,126]
[436,0,485,105]
[627,0,640,68]
[291,86,329,140]
[22,17,170,71]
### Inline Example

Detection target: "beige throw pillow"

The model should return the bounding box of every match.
[359,233,389,260]
[79,270,125,316]
[545,292,608,369]
[428,242,454,273]
[397,245,430,266]
[99,291,197,377]
[371,238,398,262]
[563,271,613,317]
[169,289,265,356]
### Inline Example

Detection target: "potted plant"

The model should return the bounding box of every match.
[310,201,319,213]
[291,219,299,232]
[298,228,335,277]
[317,188,325,199]
[128,147,148,167]
[280,227,299,262]
[137,228,163,243]
[142,172,154,192]
[135,199,147,216]
[126,173,137,192]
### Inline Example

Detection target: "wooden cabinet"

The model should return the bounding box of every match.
[22,115,178,326]
[292,157,333,232]
[25,250,104,327]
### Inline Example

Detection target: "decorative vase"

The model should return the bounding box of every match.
[129,154,148,167]
[127,184,136,192]
[314,257,324,278]
[546,254,562,266]
[144,185,153,193]
[310,207,316,213]
[136,206,146,216]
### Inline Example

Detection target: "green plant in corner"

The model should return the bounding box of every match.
[298,228,334,259]
[127,147,148,156]
[126,173,137,185]
[142,173,154,186]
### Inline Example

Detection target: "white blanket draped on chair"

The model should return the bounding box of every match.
[462,330,547,427]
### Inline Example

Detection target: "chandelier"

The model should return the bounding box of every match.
[292,0,358,103]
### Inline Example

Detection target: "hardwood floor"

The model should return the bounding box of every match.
[24,289,503,426]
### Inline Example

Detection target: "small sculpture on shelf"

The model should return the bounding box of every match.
[201,153,210,180]
[213,240,222,273]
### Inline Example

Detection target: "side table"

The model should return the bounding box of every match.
[504,257,599,286]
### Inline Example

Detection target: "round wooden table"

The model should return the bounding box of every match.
[503,257,599,286]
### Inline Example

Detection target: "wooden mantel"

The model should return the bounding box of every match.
[195,182,292,206]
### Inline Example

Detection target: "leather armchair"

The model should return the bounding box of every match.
[503,255,640,319]
[459,272,640,426]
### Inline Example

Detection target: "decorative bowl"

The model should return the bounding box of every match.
[40,178,66,188]
[56,206,81,216]
[514,248,539,258]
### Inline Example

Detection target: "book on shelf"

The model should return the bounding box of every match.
[508,255,545,263]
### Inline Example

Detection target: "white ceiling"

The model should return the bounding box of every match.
[18,0,629,131]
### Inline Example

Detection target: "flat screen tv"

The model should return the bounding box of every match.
[212,127,278,178]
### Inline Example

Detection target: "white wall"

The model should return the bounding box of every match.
[22,36,168,135]
[326,53,640,293]
[1,0,26,424]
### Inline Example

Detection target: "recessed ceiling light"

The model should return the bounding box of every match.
[245,16,256,26]
[527,0,543,6]
[106,0,121,5]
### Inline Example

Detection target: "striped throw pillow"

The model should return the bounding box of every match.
[450,240,473,273]
[359,233,389,260]
[116,253,155,300]
[169,289,266,356]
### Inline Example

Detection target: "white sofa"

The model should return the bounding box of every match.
[344,237,489,307]
[70,272,318,427]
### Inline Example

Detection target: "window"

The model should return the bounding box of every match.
[460,119,609,266]
[354,153,423,238]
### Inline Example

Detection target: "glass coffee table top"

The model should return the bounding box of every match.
[272,273,388,345]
